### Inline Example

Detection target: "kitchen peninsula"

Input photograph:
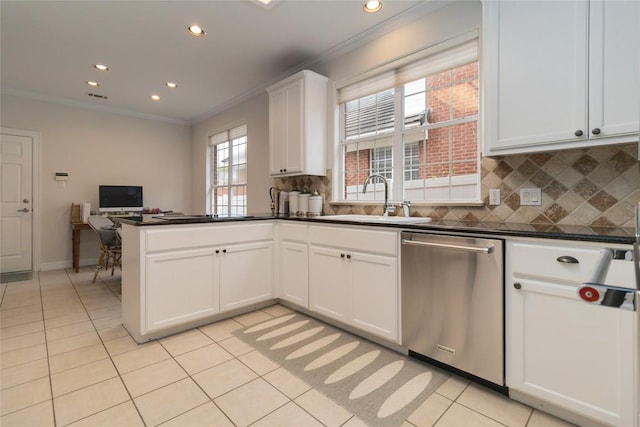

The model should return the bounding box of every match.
[120,214,635,342]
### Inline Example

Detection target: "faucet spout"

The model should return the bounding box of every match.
[362,174,392,216]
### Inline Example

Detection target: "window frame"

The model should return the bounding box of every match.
[207,124,248,216]
[336,34,481,205]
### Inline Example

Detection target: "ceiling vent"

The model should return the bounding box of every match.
[87,93,108,100]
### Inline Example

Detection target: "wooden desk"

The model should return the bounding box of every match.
[71,222,90,272]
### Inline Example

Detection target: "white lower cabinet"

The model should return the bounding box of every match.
[308,225,399,342]
[145,248,219,332]
[507,239,637,427]
[220,241,274,311]
[122,222,274,342]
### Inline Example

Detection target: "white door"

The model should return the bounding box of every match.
[1,132,33,273]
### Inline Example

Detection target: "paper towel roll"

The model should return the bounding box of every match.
[81,202,91,223]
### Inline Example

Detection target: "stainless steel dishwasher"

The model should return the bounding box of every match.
[401,231,505,392]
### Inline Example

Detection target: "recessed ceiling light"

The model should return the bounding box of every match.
[86,81,100,87]
[187,25,205,37]
[151,95,161,101]
[166,82,178,88]
[93,64,110,71]
[363,0,383,13]
[256,0,272,4]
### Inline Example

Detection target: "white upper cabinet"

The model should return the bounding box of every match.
[267,70,328,177]
[482,0,639,155]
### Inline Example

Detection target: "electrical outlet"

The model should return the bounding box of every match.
[489,189,501,205]
[520,188,542,206]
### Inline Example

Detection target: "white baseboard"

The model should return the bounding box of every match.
[40,257,99,271]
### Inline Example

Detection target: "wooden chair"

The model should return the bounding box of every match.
[87,215,121,283]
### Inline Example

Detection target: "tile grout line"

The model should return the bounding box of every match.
[37,270,58,427]
[62,268,149,427]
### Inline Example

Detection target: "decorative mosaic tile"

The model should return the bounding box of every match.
[543,179,567,200]
[588,191,618,212]
[530,169,553,188]
[492,161,513,179]
[573,179,600,200]
[517,159,539,177]
[572,154,600,175]
[543,202,569,223]
[530,152,553,167]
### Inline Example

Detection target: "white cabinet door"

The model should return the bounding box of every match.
[269,89,286,175]
[350,251,398,341]
[588,0,640,140]
[483,1,588,153]
[309,245,349,322]
[279,240,309,307]
[507,278,636,427]
[268,79,303,175]
[145,248,219,333]
[219,241,274,312]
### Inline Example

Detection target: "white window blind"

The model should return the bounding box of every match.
[345,89,395,140]
[338,38,478,103]
[210,124,247,146]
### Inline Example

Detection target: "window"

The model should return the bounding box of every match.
[209,124,247,216]
[338,36,479,204]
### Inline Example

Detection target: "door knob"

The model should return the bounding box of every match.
[574,130,583,137]
[23,198,29,203]
[591,128,601,135]
[17,208,30,213]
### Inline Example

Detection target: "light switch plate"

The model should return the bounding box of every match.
[520,188,541,206]
[489,189,501,205]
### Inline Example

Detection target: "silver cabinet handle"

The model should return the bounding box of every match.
[401,239,494,254]
[17,208,30,213]
[556,256,578,264]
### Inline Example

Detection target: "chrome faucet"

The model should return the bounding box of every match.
[362,174,393,216]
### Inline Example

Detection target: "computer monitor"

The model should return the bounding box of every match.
[98,185,143,213]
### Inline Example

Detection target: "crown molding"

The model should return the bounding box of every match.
[1,86,190,126]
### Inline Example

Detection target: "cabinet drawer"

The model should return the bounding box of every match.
[309,225,397,256]
[145,223,273,252]
[509,241,603,283]
[280,222,308,242]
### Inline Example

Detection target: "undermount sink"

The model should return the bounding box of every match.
[317,215,432,224]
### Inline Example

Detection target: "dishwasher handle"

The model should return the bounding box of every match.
[401,238,494,254]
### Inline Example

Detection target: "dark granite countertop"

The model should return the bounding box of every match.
[118,214,636,245]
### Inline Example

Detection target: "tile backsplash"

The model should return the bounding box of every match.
[273,143,639,229]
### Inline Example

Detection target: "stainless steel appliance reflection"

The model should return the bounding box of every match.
[401,231,506,392]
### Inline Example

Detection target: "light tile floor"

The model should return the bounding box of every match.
[0,268,577,427]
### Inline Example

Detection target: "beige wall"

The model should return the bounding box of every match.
[190,93,270,215]
[1,94,191,269]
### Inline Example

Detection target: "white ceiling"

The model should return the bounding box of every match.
[1,0,426,124]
